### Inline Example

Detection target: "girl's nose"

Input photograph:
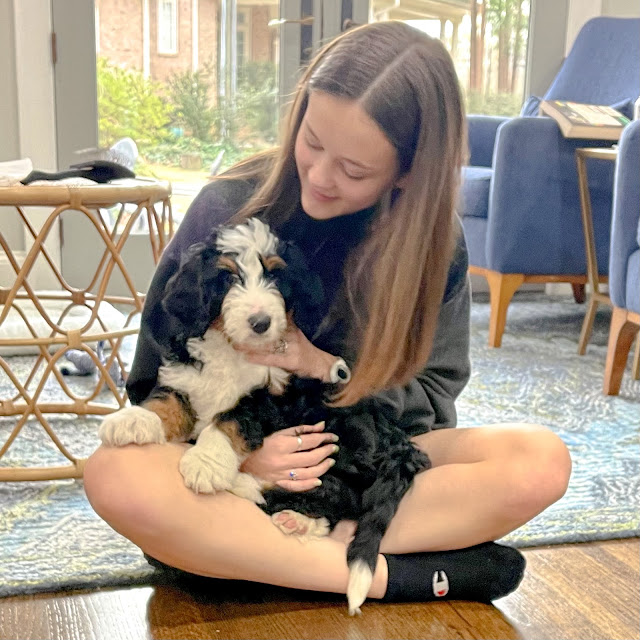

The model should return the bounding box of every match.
[308,156,334,190]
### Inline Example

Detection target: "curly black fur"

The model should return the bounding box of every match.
[220,377,432,574]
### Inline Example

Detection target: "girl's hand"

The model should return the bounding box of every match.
[240,422,339,492]
[234,326,336,382]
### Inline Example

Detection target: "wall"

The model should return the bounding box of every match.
[1,0,61,292]
[0,1,20,163]
[566,0,640,53]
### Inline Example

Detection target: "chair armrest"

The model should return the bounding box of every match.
[466,115,510,167]
[486,116,616,274]
[610,119,640,308]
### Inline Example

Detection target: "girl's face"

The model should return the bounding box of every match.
[294,91,400,220]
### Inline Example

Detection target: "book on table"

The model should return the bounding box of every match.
[539,100,630,141]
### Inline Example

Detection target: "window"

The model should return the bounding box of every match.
[158,0,178,55]
[236,9,250,70]
[370,0,531,117]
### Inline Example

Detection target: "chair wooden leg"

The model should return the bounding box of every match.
[571,283,586,304]
[485,272,525,348]
[578,297,598,355]
[603,307,639,395]
[633,337,640,381]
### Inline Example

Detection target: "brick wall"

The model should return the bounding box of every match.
[97,0,143,69]
[97,0,272,83]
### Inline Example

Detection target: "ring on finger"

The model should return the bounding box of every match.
[289,469,298,481]
[296,435,303,450]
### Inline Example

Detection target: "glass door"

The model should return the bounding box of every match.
[369,0,532,117]
[92,0,367,227]
[94,0,281,226]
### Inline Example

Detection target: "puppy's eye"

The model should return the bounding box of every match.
[263,256,286,272]
[217,255,239,275]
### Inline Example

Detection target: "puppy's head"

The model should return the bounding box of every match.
[162,218,324,351]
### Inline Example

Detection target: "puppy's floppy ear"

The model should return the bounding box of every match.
[162,239,232,340]
[277,241,325,337]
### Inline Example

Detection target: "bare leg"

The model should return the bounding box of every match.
[84,442,388,597]
[83,423,570,598]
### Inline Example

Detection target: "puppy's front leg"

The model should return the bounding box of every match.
[179,423,241,495]
[99,388,195,447]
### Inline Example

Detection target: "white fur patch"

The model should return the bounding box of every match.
[99,406,166,446]
[230,472,266,504]
[216,218,279,258]
[179,424,241,494]
[158,329,289,438]
[347,559,373,616]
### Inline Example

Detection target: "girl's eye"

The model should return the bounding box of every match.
[306,137,322,150]
[343,168,366,180]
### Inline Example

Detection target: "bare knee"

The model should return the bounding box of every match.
[500,425,572,521]
[83,444,177,537]
[84,446,142,523]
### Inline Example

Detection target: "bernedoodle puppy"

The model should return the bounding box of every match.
[99,218,431,614]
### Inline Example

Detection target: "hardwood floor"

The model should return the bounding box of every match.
[1,539,638,640]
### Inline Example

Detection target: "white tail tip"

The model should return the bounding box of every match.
[347,559,372,616]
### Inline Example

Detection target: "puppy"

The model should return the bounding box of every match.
[99,218,325,502]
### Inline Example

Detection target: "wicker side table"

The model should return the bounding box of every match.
[0,180,173,481]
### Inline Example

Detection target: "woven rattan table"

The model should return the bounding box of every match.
[0,180,173,481]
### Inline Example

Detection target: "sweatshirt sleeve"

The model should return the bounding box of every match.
[374,230,472,436]
[125,179,255,404]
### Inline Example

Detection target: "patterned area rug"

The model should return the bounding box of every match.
[0,293,638,597]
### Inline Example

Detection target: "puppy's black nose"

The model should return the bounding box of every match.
[248,313,271,334]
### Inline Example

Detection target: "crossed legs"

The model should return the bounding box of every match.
[83,423,571,599]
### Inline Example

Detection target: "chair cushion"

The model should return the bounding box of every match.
[626,249,640,314]
[460,166,493,219]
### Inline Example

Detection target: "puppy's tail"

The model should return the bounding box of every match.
[345,445,431,615]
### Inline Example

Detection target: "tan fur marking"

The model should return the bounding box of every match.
[217,420,250,457]
[217,255,239,274]
[264,255,286,271]
[142,396,194,441]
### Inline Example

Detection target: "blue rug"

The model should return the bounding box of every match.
[1,293,638,597]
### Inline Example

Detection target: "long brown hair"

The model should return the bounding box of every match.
[223,21,467,406]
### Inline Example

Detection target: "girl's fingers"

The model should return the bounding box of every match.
[276,457,337,493]
[282,422,325,437]
[294,442,339,467]
[293,431,338,452]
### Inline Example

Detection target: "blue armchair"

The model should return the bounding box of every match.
[460,16,640,347]
[604,119,640,395]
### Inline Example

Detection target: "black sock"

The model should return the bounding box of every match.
[382,542,526,603]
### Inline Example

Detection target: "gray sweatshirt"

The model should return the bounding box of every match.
[127,178,471,436]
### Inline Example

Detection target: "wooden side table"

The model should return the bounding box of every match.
[575,147,640,377]
[0,180,173,481]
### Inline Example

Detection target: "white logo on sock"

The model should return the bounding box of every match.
[432,570,449,597]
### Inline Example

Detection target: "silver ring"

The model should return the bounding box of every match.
[274,338,288,354]
[296,435,303,450]
[289,469,298,480]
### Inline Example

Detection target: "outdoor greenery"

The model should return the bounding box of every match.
[98,1,530,170]
[98,57,277,171]
[97,58,172,149]
[167,65,218,143]
[466,90,523,116]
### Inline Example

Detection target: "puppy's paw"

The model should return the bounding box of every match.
[179,445,237,494]
[271,510,330,540]
[230,473,265,504]
[99,406,166,446]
